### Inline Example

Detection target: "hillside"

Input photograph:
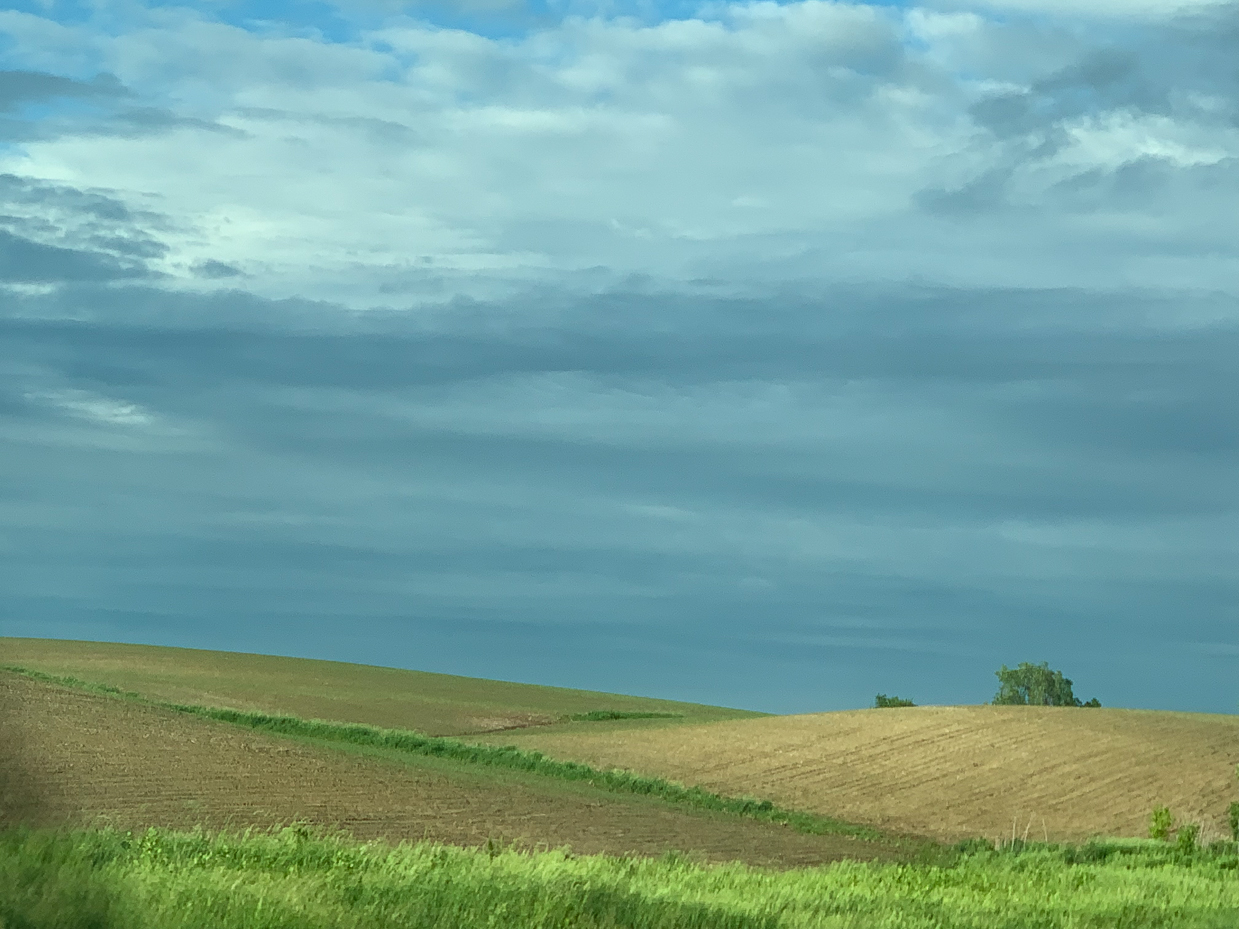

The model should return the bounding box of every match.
[0,637,762,736]
[0,669,900,868]
[5,638,1235,848]
[477,705,1239,843]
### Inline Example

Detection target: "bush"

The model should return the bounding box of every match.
[1150,807,1173,841]
[992,662,1099,707]
[1228,802,1239,842]
[873,694,915,708]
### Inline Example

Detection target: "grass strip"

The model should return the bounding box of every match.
[2,664,885,843]
[567,710,684,721]
[170,703,884,840]
[1,665,143,700]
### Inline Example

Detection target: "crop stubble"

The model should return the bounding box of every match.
[483,706,1239,842]
[0,672,897,867]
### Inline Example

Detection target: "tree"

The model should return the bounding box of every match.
[992,662,1100,707]
[874,694,915,708]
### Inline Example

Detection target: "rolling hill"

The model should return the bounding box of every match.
[0,667,898,868]
[0,637,762,736]
[4,638,1235,848]
[479,705,1239,842]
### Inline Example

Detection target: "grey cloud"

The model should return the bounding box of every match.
[0,175,138,224]
[2,281,1235,712]
[194,260,245,279]
[968,10,1239,136]
[99,106,249,140]
[0,176,170,280]
[0,71,241,143]
[0,231,150,283]
[921,7,1239,220]
[0,70,125,112]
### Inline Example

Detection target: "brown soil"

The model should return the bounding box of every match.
[483,705,1239,843]
[0,672,907,868]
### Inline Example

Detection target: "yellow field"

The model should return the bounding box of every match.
[480,705,1239,842]
[0,638,762,736]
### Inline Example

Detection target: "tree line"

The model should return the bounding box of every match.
[874,661,1100,709]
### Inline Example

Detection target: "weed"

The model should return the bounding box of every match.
[1178,823,1201,854]
[1150,807,1173,841]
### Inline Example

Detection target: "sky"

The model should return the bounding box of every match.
[0,0,1235,714]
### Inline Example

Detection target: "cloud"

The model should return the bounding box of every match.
[0,174,170,284]
[0,69,124,112]
[0,1,1227,302]
[0,1,1236,712]
[933,0,1233,20]
[1,282,1235,709]
[0,229,151,282]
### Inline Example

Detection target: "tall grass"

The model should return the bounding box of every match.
[2,826,1237,929]
[1,665,883,842]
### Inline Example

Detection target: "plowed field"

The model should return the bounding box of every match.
[0,672,903,868]
[481,706,1239,842]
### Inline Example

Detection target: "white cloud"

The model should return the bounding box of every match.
[0,1,1236,303]
[25,388,155,427]
[931,0,1232,20]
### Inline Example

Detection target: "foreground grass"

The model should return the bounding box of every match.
[3,826,1238,929]
[2,665,888,845]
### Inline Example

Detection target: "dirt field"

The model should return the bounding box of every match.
[0,672,906,868]
[0,638,762,736]
[480,705,1239,843]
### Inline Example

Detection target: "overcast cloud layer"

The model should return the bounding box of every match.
[0,0,1235,713]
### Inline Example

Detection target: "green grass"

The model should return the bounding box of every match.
[3,826,1237,929]
[568,710,685,721]
[0,638,763,736]
[1,663,885,843]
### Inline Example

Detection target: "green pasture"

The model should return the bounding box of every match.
[0,638,763,736]
[3,826,1238,929]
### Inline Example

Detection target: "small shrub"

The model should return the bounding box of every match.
[1176,823,1201,854]
[1229,801,1239,842]
[1149,806,1173,841]
[873,694,915,708]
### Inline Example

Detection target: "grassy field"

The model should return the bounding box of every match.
[476,705,1239,843]
[4,825,1239,929]
[0,637,761,736]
